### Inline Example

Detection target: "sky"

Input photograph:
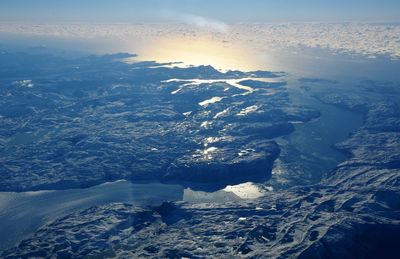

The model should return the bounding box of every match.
[0,0,399,23]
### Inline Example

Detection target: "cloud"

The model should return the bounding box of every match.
[1,22,400,59]
[174,13,229,32]
[163,11,229,32]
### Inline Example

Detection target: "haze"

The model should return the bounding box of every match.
[1,0,400,23]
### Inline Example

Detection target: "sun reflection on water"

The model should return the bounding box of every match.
[128,35,267,71]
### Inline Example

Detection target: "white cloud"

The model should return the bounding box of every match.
[175,13,229,33]
[1,22,399,58]
[158,9,229,32]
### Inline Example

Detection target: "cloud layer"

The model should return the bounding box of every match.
[1,22,399,58]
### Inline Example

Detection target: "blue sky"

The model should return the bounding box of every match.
[0,0,399,22]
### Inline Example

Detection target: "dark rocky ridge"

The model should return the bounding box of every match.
[164,140,280,186]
